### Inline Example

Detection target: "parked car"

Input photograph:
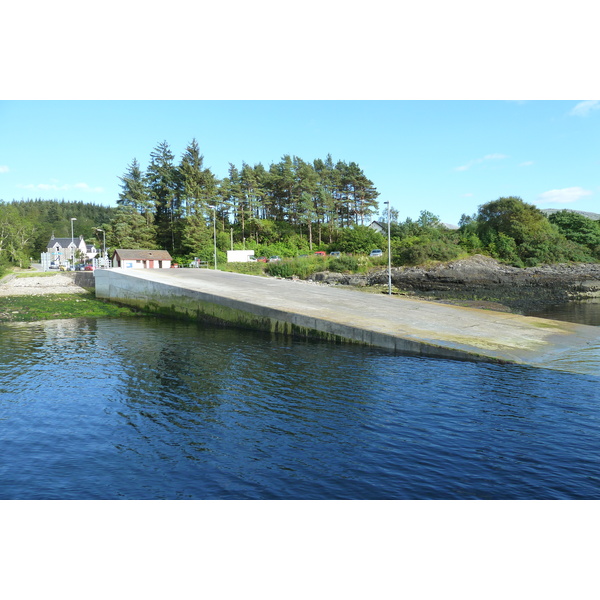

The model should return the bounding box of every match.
[369,249,383,257]
[269,256,282,262]
[330,251,342,257]
[256,257,268,263]
[314,251,327,257]
[49,262,59,270]
[84,265,95,271]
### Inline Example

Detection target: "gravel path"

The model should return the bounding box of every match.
[0,273,89,296]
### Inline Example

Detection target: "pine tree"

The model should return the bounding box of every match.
[268,155,296,222]
[118,158,153,224]
[105,206,159,250]
[180,213,213,258]
[146,141,178,251]
[178,139,217,217]
[345,161,380,225]
[226,163,244,230]
[298,192,317,250]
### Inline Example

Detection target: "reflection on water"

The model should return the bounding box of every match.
[1,317,599,499]
[525,298,600,376]
[527,297,600,326]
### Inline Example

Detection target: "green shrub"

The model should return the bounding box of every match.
[393,235,462,266]
[222,262,266,275]
[328,255,360,272]
[333,226,386,254]
[458,232,484,252]
[265,258,315,279]
[475,197,598,266]
[488,232,520,263]
[251,242,306,259]
[264,262,297,278]
[548,210,600,250]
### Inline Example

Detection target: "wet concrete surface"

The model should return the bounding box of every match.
[95,268,600,375]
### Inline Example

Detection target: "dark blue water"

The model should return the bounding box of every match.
[1,315,599,499]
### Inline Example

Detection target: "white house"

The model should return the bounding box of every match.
[47,234,89,264]
[85,243,99,260]
[368,221,386,234]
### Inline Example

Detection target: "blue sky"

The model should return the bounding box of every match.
[1,100,598,226]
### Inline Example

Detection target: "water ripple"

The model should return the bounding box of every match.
[1,318,599,499]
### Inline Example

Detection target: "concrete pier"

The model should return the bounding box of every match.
[94,268,600,374]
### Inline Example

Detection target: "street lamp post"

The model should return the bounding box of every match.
[384,202,392,295]
[207,205,217,270]
[70,217,77,268]
[96,228,106,267]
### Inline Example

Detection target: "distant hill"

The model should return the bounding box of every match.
[541,208,600,221]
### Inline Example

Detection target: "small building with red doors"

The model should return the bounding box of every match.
[112,249,172,269]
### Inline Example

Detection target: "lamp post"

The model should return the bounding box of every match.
[70,217,77,268]
[207,204,217,270]
[95,228,106,267]
[384,202,392,295]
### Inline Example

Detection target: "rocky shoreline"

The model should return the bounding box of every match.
[312,254,600,313]
[3,258,600,315]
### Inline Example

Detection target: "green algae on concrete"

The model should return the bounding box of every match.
[93,268,600,374]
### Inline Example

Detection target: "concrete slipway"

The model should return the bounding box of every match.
[94,268,600,376]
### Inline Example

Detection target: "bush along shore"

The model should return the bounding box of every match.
[312,254,600,314]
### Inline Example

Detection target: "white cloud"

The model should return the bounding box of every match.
[454,154,508,171]
[73,182,104,192]
[519,161,534,167]
[38,183,66,191]
[0,165,9,173]
[569,101,600,117]
[536,187,592,204]
[17,181,104,193]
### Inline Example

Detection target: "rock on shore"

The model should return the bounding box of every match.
[313,254,600,313]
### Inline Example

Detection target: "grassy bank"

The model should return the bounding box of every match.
[0,293,148,322]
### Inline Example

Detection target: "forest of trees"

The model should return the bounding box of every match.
[110,139,380,260]
[0,198,115,269]
[0,137,599,276]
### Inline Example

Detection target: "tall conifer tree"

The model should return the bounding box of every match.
[146,141,178,251]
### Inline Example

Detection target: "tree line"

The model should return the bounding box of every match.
[1,141,599,275]
[385,198,600,268]
[0,199,115,269]
[111,139,380,257]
